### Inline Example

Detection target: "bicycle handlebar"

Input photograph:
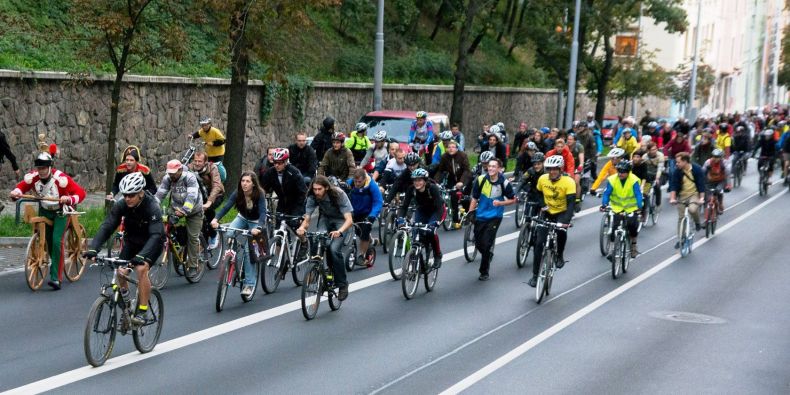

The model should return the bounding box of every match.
[217,226,254,237]
[530,216,572,230]
[91,256,131,268]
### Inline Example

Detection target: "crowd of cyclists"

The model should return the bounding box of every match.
[6,105,790,323]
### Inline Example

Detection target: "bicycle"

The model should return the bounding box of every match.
[604,208,635,279]
[438,183,454,231]
[300,231,343,320]
[676,201,696,258]
[462,210,477,262]
[83,256,163,367]
[731,152,748,188]
[758,157,770,196]
[215,226,262,312]
[378,201,398,254]
[703,187,722,238]
[514,184,529,228]
[399,222,439,300]
[343,220,377,272]
[180,135,205,165]
[263,213,310,293]
[532,217,570,304]
[640,182,660,228]
[20,195,87,291]
[387,219,410,280]
[515,202,541,268]
[148,213,207,289]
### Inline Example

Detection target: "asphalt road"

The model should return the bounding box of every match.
[1,162,788,395]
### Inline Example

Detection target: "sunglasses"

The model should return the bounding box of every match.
[123,193,138,198]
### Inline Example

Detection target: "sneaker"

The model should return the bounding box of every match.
[556,256,566,269]
[528,277,537,287]
[478,274,490,281]
[695,222,702,231]
[433,255,442,269]
[630,244,638,258]
[208,235,219,250]
[574,204,581,213]
[47,280,61,290]
[338,285,349,301]
[674,241,680,249]
[130,310,148,326]
[241,285,253,296]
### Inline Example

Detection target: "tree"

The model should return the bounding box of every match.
[71,0,188,206]
[610,54,672,114]
[667,60,715,108]
[200,0,338,191]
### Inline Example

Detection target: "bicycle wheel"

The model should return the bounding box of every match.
[149,248,170,290]
[599,214,610,256]
[536,249,552,304]
[424,260,438,293]
[734,164,742,187]
[215,254,233,312]
[611,235,623,279]
[301,261,322,320]
[365,246,377,268]
[463,223,477,262]
[262,236,284,294]
[83,296,117,367]
[622,241,631,274]
[515,199,527,228]
[382,212,395,254]
[24,232,47,291]
[64,223,88,282]
[388,231,407,280]
[705,205,713,238]
[711,209,717,235]
[515,224,531,268]
[650,193,660,226]
[328,285,342,311]
[442,206,452,231]
[344,242,357,272]
[679,219,691,258]
[133,288,164,354]
[291,237,310,286]
[401,250,420,300]
[205,233,223,270]
[242,255,263,303]
[184,236,206,284]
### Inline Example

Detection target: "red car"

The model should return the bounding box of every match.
[358,110,450,154]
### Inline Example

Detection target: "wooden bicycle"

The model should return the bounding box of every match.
[21,195,88,290]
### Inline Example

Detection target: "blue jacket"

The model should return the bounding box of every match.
[668,163,705,194]
[593,129,604,154]
[346,174,383,218]
[471,174,515,221]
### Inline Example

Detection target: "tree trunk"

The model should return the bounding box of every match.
[104,72,124,211]
[505,0,518,35]
[224,5,251,191]
[450,0,486,128]
[430,0,448,41]
[497,0,513,42]
[468,31,485,55]
[594,33,614,126]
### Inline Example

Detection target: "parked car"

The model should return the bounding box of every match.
[357,110,450,154]
[601,116,619,143]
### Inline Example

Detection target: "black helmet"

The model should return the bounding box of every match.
[404,152,421,165]
[615,160,632,173]
[531,152,545,163]
[323,116,335,130]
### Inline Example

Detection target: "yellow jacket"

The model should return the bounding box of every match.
[592,160,616,190]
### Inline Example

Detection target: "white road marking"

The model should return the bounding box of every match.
[439,189,787,395]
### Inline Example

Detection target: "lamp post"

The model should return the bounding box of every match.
[373,0,384,110]
[687,0,702,120]
[563,0,582,129]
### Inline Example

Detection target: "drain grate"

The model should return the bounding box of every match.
[649,311,727,324]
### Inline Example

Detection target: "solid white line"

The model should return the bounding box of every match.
[439,189,787,395]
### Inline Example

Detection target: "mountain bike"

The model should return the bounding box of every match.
[604,209,634,279]
[215,226,262,312]
[532,217,570,304]
[515,202,540,268]
[343,220,377,272]
[83,257,163,367]
[677,201,696,258]
[263,213,310,293]
[180,135,205,165]
[703,186,722,238]
[300,232,343,320]
[399,222,439,300]
[20,195,87,291]
[148,213,207,289]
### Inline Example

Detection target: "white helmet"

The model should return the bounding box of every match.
[119,172,146,194]
[496,122,505,131]
[440,130,453,140]
[372,130,388,141]
[488,125,501,134]
[607,148,626,158]
[355,122,369,132]
[544,155,564,169]
[479,151,495,163]
[526,141,538,151]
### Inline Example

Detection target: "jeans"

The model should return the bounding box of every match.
[229,214,259,286]
[321,220,348,287]
[474,217,501,276]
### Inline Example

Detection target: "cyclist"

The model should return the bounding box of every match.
[378,146,406,186]
[192,116,227,182]
[189,151,224,250]
[361,130,390,172]
[615,128,639,157]
[431,131,455,165]
[664,131,691,174]
[84,172,163,324]
[288,132,318,186]
[212,171,268,296]
[108,145,157,200]
[518,152,546,219]
[601,160,643,259]
[155,159,204,276]
[512,122,529,157]
[433,140,472,229]
[297,175,354,301]
[346,122,372,167]
[714,123,732,159]
[9,151,87,290]
[450,123,465,151]
[643,142,666,210]
[468,158,515,280]
[754,128,777,185]
[483,127,508,164]
[409,111,434,160]
[318,132,356,181]
[668,152,705,248]
[259,148,307,217]
[397,168,445,268]
[347,168,383,263]
[254,147,277,183]
[591,148,626,193]
[702,149,730,214]
[692,130,715,166]
[311,116,336,163]
[513,141,538,182]
[385,152,421,204]
[529,155,575,287]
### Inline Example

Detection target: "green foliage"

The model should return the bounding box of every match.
[258,76,313,126]
[610,54,672,101]
[0,207,106,237]
[667,61,715,105]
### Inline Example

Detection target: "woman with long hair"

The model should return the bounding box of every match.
[211,171,268,296]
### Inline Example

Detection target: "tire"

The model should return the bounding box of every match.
[442,207,452,231]
[679,220,691,258]
[705,206,713,238]
[328,287,342,311]
[388,231,407,280]
[133,288,164,354]
[241,256,263,303]
[64,223,88,282]
[650,193,660,226]
[382,212,395,254]
[205,233,223,270]
[401,250,419,300]
[463,223,477,262]
[711,212,717,235]
[215,255,233,312]
[184,236,206,283]
[598,214,611,257]
[300,261,322,320]
[291,237,310,286]
[515,198,527,228]
[734,164,742,187]
[344,242,357,272]
[515,224,531,268]
[424,258,438,292]
[622,242,631,274]
[536,249,552,304]
[611,236,622,279]
[84,296,117,367]
[25,232,47,291]
[365,246,376,268]
[262,236,284,294]
[149,248,170,290]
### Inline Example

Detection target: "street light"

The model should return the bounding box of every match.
[563,0,582,129]
[373,0,384,110]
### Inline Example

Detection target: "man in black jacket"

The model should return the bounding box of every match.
[259,148,307,217]
[288,132,317,185]
[311,116,335,162]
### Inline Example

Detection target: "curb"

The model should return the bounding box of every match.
[0,237,95,248]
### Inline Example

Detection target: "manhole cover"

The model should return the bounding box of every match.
[649,311,727,324]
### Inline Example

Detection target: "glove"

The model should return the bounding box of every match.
[466,210,476,222]
[366,216,376,223]
[599,205,607,212]
[130,255,145,265]
[83,249,98,259]
[428,222,440,232]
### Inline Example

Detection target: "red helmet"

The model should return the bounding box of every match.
[272,148,289,162]
[332,132,346,142]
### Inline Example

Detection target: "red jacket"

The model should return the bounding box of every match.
[13,169,87,210]
[663,138,691,159]
[546,146,575,174]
